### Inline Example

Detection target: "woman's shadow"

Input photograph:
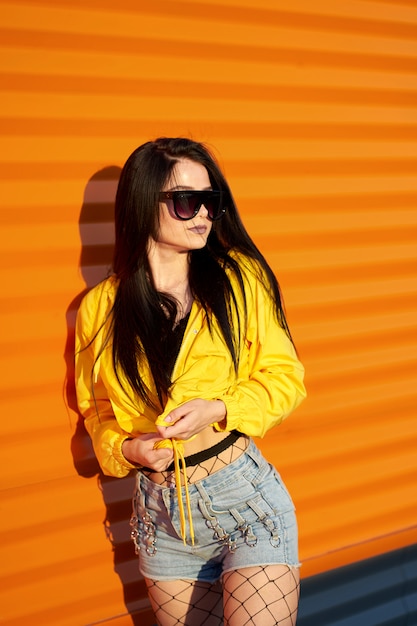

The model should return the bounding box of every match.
[64,167,150,624]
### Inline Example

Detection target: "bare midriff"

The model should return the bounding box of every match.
[144,426,248,486]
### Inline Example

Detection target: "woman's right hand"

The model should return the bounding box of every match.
[122,432,174,471]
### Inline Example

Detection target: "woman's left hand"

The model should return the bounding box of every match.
[156,398,226,440]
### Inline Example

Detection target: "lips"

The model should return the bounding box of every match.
[189,225,208,235]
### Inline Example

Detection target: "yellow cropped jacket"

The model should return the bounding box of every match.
[75,254,306,478]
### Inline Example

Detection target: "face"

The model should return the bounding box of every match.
[151,159,214,254]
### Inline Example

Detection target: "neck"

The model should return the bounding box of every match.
[148,248,189,289]
[147,247,192,317]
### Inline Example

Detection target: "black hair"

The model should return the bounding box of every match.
[109,137,292,410]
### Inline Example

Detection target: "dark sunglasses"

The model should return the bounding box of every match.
[159,190,226,221]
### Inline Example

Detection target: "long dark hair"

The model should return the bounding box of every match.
[110,137,292,410]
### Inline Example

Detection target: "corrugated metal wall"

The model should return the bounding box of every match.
[298,544,417,626]
[1,0,416,624]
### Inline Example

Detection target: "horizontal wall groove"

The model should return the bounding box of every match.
[290,292,416,320]
[230,158,417,176]
[3,73,417,108]
[306,359,417,393]
[4,157,417,179]
[243,191,417,211]
[302,519,417,556]
[6,0,417,41]
[0,510,102,545]
[2,29,417,73]
[282,417,417,464]
[297,468,417,510]
[282,259,417,284]
[2,119,417,141]
[1,246,112,268]
[257,227,417,248]
[292,395,417,432]
[292,432,417,470]
[301,326,417,358]
[0,555,132,598]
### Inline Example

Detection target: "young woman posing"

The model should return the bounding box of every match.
[75,137,306,625]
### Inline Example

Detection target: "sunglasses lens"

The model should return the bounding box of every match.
[174,193,198,219]
[205,195,221,220]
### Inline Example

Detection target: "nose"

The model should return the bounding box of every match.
[198,202,209,218]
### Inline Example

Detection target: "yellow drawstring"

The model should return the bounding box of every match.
[154,438,195,546]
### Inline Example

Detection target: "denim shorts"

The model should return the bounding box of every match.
[130,438,299,582]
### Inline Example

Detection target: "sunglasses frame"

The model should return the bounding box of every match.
[159,190,226,221]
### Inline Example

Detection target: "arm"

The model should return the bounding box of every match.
[214,272,306,438]
[75,291,173,476]
[75,301,137,477]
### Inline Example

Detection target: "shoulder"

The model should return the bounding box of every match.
[227,250,277,316]
[78,276,118,326]
[227,250,265,286]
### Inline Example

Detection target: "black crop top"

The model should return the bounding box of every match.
[164,311,191,377]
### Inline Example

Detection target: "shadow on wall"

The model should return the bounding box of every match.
[64,166,151,625]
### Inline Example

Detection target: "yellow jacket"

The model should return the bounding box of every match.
[75,254,306,478]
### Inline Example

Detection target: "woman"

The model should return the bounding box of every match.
[75,137,306,625]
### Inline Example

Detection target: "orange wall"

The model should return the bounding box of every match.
[1,1,417,624]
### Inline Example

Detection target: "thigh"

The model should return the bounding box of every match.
[145,577,223,626]
[223,564,300,626]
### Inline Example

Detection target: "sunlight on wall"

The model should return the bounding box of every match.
[1,0,416,623]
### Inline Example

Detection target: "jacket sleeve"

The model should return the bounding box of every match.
[214,270,306,438]
[75,290,137,478]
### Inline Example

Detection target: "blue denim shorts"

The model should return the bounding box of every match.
[130,438,299,582]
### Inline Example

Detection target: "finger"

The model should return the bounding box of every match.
[157,422,189,438]
[154,447,173,459]
[160,403,192,425]
[156,425,169,438]
[159,421,182,436]
[158,413,181,427]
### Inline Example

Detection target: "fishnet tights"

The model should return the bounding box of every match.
[141,436,249,487]
[146,565,300,625]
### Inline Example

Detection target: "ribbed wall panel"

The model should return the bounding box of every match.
[298,544,417,626]
[1,1,416,623]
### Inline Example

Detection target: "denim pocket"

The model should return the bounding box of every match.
[196,463,294,551]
